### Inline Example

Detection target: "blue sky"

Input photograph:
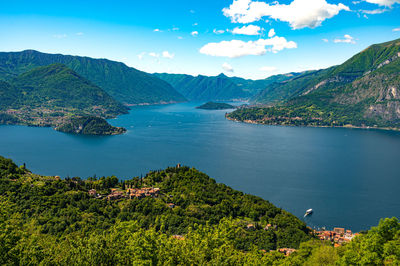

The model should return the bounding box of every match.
[1,0,400,79]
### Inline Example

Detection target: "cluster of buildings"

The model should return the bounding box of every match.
[126,187,160,199]
[88,187,161,200]
[315,227,358,246]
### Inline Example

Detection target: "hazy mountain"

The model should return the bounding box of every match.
[154,72,299,102]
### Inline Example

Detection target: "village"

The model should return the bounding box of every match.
[314,227,358,246]
[244,222,359,256]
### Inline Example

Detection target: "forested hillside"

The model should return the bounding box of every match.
[0,63,128,128]
[0,50,186,105]
[0,156,398,264]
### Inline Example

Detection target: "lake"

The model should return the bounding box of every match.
[1,102,399,232]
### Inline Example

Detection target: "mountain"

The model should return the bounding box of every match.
[251,69,333,105]
[154,73,248,101]
[154,72,303,102]
[0,50,186,105]
[230,38,400,129]
[0,63,128,127]
[231,72,306,99]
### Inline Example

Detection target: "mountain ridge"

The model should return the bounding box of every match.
[0,50,187,105]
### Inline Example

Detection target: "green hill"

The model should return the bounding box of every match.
[230,38,400,129]
[0,50,186,105]
[0,155,398,264]
[0,63,128,127]
[196,102,236,110]
[56,116,126,135]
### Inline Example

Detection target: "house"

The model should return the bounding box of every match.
[171,235,185,240]
[278,248,296,256]
[127,187,160,199]
[88,189,97,197]
[107,190,125,200]
[264,224,272,230]
[334,227,345,235]
[167,203,175,208]
[247,224,255,230]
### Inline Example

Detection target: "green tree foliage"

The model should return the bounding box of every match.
[0,155,398,264]
[8,63,128,116]
[56,116,126,135]
[196,101,236,110]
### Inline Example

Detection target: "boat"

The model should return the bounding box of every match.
[304,209,313,217]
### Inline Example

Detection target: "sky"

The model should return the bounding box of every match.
[1,0,400,79]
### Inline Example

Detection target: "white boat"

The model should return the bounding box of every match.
[304,209,313,217]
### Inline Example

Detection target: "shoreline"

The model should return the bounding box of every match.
[225,115,400,132]
[124,100,187,107]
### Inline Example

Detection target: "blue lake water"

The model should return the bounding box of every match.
[1,102,399,232]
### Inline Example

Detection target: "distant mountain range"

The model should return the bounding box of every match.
[2,38,400,132]
[228,38,400,130]
[154,72,299,102]
[0,50,186,105]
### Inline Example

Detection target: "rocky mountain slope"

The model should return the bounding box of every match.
[229,38,400,129]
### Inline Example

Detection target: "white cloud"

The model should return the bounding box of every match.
[193,22,198,26]
[53,34,67,39]
[149,52,160,58]
[76,32,84,36]
[268,28,275,37]
[260,66,277,72]
[154,29,162,32]
[191,31,199,37]
[222,62,234,72]
[137,52,146,60]
[334,34,356,44]
[231,25,262,35]
[199,36,297,58]
[162,51,175,59]
[393,27,400,31]
[171,27,179,31]
[322,38,329,42]
[213,29,225,34]
[363,0,400,6]
[223,0,349,29]
[360,8,388,14]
